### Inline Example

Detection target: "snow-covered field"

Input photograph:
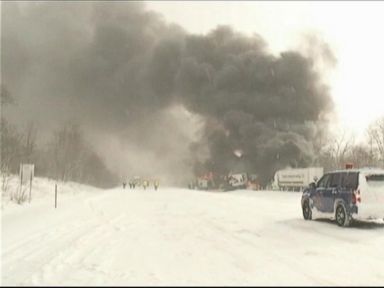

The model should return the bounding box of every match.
[2,177,384,286]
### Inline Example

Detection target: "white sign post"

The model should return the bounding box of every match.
[19,164,35,203]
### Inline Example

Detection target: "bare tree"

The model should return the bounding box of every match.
[346,145,371,168]
[22,122,37,163]
[1,121,21,195]
[335,131,354,168]
[367,117,384,167]
[1,85,21,197]
[318,129,355,171]
[48,122,87,182]
[43,122,117,187]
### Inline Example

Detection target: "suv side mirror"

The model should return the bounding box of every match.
[309,182,316,189]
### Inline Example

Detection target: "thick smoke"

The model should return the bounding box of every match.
[175,27,334,184]
[2,2,334,186]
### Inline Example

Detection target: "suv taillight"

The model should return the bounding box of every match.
[357,189,361,203]
[352,189,361,204]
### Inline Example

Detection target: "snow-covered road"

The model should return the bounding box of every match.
[2,180,384,286]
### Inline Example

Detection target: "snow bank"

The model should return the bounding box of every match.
[1,175,101,212]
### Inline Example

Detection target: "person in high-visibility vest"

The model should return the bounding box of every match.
[143,180,148,190]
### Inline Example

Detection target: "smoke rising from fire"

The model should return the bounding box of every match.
[2,2,334,185]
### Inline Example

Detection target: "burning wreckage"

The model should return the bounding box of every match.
[188,172,260,191]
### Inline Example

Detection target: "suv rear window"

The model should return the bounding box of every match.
[366,174,384,181]
[366,174,384,187]
[341,172,358,190]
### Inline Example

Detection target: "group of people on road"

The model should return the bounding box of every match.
[122,178,160,190]
[128,180,137,189]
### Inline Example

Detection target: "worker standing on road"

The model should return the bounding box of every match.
[143,179,148,190]
[154,179,159,191]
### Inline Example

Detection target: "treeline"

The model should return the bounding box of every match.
[1,84,383,189]
[1,86,118,189]
[1,120,118,188]
[316,118,384,172]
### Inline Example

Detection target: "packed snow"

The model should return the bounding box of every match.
[1,177,384,286]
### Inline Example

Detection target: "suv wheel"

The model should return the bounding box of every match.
[335,204,351,227]
[302,200,312,220]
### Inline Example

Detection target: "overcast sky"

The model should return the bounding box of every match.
[147,1,384,141]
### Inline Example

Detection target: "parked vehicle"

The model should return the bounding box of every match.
[228,173,248,189]
[301,168,384,227]
[274,167,323,191]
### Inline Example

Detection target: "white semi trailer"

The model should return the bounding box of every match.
[273,167,324,191]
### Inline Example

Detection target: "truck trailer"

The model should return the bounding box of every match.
[273,167,324,191]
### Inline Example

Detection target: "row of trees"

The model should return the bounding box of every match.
[1,86,117,194]
[1,120,118,189]
[316,119,384,172]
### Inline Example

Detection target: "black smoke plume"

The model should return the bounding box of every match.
[2,2,334,186]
